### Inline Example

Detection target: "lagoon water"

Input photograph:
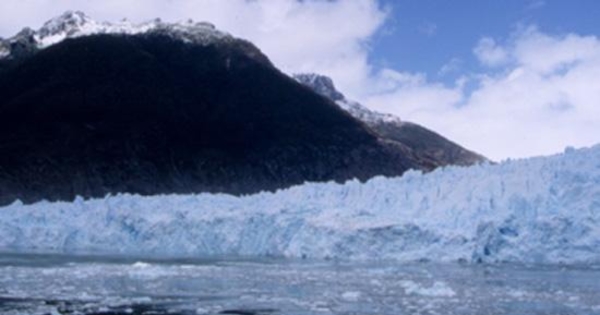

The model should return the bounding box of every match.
[1,253,599,315]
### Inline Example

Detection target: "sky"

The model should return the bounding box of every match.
[1,0,599,161]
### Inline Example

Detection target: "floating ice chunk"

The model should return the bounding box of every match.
[131,261,151,268]
[341,291,361,301]
[399,281,456,297]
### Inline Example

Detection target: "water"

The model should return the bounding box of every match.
[1,253,599,315]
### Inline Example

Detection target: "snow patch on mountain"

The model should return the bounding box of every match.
[1,145,599,265]
[336,98,403,125]
[293,73,345,102]
[294,73,402,125]
[0,11,231,59]
[0,39,8,58]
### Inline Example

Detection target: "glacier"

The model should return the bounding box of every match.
[1,145,599,264]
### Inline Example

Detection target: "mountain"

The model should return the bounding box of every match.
[0,11,244,72]
[294,73,487,168]
[0,12,436,205]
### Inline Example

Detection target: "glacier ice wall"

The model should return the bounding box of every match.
[1,145,599,264]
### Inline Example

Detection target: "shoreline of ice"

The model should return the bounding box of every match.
[1,145,599,265]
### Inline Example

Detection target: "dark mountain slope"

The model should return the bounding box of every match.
[294,74,487,168]
[370,121,485,167]
[0,34,419,204]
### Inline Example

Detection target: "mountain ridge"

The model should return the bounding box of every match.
[0,29,418,204]
[0,11,233,60]
[294,73,487,167]
[0,12,484,204]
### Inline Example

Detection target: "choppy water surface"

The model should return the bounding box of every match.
[1,253,599,315]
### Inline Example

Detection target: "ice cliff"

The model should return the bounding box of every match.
[1,145,599,264]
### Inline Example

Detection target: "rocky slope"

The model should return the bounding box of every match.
[0,12,484,205]
[295,73,487,167]
[0,12,426,204]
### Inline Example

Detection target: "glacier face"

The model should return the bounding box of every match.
[1,145,599,264]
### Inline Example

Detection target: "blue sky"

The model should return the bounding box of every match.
[0,0,599,160]
[372,0,600,84]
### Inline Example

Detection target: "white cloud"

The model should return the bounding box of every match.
[513,26,600,74]
[474,37,509,67]
[0,1,598,161]
[366,69,463,119]
[370,27,600,161]
[438,57,462,77]
[466,29,600,160]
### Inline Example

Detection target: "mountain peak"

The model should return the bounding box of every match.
[47,10,90,26]
[0,11,234,60]
[37,10,92,39]
[293,73,345,102]
[294,73,402,125]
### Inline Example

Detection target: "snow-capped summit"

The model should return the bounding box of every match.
[294,73,402,125]
[293,73,345,102]
[0,11,232,60]
[36,11,94,46]
[0,27,37,60]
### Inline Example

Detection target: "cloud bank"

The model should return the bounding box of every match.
[1,0,598,160]
[368,26,600,160]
